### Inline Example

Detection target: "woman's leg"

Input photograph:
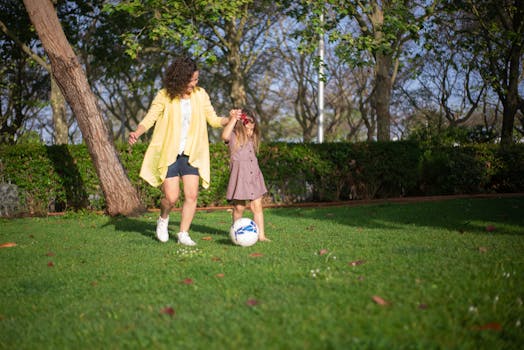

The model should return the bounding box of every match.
[160,176,180,219]
[180,174,200,233]
[156,176,180,242]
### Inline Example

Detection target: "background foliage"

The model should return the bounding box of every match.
[1,142,523,215]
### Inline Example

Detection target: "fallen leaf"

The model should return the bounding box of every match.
[201,236,212,241]
[0,242,17,248]
[486,225,496,232]
[46,252,55,256]
[319,249,328,256]
[215,273,225,278]
[478,246,488,253]
[47,261,54,267]
[349,260,365,266]
[211,257,222,262]
[372,295,389,306]
[473,322,502,331]
[246,299,259,306]
[249,253,264,258]
[418,303,428,310]
[181,278,193,285]
[160,307,175,317]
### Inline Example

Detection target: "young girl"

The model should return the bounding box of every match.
[221,108,270,242]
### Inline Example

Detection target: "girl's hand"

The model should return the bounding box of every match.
[128,131,139,145]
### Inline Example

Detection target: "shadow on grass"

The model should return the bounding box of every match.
[268,196,524,236]
[106,215,229,241]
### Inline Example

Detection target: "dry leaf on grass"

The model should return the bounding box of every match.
[473,322,502,331]
[160,307,175,316]
[319,249,329,256]
[181,278,193,285]
[372,295,390,306]
[0,242,17,248]
[246,299,259,306]
[201,236,212,241]
[349,260,365,266]
[249,253,264,257]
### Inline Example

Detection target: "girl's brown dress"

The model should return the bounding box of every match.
[226,132,267,201]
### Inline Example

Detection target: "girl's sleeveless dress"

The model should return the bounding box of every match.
[226,132,267,201]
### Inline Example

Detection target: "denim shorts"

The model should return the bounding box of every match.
[166,154,199,178]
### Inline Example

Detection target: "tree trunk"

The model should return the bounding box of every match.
[50,78,68,144]
[499,34,521,146]
[23,0,144,216]
[373,53,392,141]
[225,21,247,107]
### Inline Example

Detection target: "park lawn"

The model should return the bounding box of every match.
[0,196,523,349]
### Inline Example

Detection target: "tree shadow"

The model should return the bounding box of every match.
[46,145,89,211]
[268,196,524,236]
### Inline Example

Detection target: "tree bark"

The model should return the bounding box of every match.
[50,78,68,144]
[373,53,392,141]
[23,0,144,216]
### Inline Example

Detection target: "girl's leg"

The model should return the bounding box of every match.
[250,197,269,241]
[231,200,246,223]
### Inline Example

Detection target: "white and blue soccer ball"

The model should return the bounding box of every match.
[230,218,259,247]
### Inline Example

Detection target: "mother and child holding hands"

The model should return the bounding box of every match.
[128,55,270,245]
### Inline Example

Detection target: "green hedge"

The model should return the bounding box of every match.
[0,141,523,215]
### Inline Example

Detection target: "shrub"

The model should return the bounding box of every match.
[0,141,522,215]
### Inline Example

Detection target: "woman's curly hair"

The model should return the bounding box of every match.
[163,56,198,99]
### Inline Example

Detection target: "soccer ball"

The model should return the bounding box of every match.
[230,218,259,247]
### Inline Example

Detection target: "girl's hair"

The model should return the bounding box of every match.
[233,108,261,153]
[163,56,198,99]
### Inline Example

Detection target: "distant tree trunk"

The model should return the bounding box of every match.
[23,0,144,216]
[499,41,521,147]
[225,20,247,107]
[0,18,68,145]
[373,53,392,141]
[50,78,68,144]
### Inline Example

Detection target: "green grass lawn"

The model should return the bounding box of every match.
[1,196,523,349]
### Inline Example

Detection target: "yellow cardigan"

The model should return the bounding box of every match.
[138,87,224,189]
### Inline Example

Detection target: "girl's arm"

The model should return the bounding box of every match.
[222,109,241,142]
[128,124,146,145]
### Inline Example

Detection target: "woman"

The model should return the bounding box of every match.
[129,56,237,245]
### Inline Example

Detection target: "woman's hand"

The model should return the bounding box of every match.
[230,109,242,121]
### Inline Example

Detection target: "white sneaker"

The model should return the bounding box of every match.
[156,217,169,243]
[177,231,196,246]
